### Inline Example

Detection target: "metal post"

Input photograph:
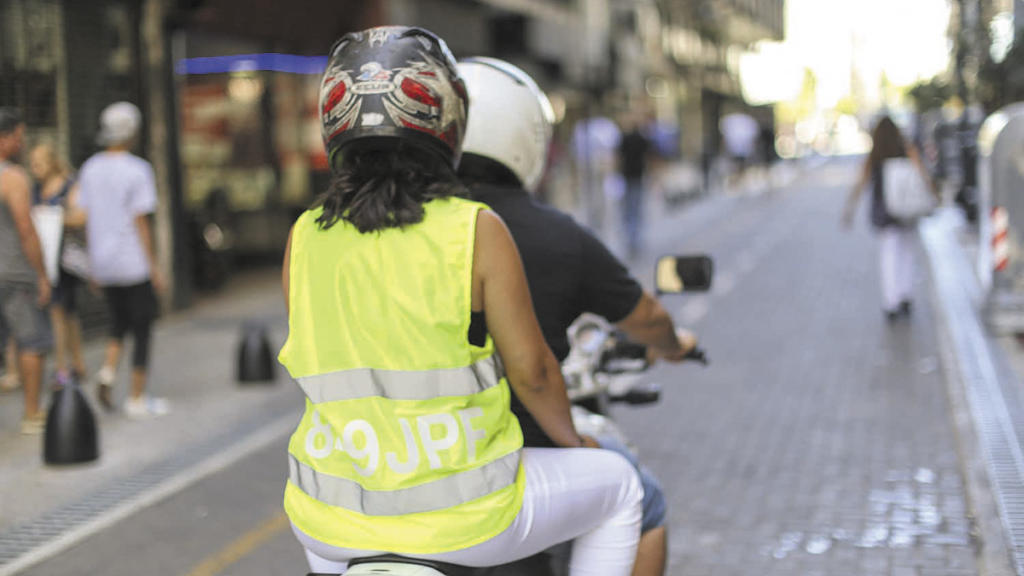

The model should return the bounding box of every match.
[955,0,979,223]
[142,0,191,309]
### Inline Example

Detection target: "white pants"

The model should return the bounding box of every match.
[294,447,644,575]
[879,226,916,312]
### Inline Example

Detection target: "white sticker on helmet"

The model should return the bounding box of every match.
[362,113,384,126]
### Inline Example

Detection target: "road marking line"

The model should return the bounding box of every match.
[183,512,290,576]
[0,414,297,576]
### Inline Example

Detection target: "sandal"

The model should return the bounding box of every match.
[20,414,45,435]
[94,367,116,411]
[0,373,21,393]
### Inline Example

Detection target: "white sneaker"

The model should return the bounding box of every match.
[1,373,21,392]
[123,395,171,419]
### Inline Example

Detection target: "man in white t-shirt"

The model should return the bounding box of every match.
[73,102,168,418]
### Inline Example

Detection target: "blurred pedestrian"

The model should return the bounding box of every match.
[29,143,87,385]
[720,112,759,186]
[644,114,679,161]
[758,124,776,168]
[75,101,168,418]
[572,114,621,234]
[0,107,53,434]
[842,115,937,321]
[618,113,651,258]
[1,340,20,392]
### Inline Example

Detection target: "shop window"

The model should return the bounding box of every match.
[63,0,142,165]
[0,0,60,129]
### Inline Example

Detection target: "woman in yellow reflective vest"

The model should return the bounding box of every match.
[279,26,643,575]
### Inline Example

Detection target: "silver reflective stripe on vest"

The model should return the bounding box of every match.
[288,450,520,516]
[296,355,504,403]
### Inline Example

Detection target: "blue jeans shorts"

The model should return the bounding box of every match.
[0,281,53,353]
[598,435,667,533]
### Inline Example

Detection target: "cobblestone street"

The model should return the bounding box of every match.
[1,160,989,576]
[616,161,979,575]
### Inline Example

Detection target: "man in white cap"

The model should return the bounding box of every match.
[73,101,168,418]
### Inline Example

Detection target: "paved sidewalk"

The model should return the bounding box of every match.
[0,270,300,536]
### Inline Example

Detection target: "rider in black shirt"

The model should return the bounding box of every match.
[457,57,696,576]
[470,181,643,448]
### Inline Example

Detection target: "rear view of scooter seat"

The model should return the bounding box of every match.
[314,554,471,576]
[336,563,445,575]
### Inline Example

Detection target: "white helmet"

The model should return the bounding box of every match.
[457,57,555,193]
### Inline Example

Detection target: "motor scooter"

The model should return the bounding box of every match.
[311,255,713,576]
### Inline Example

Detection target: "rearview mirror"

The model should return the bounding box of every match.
[655,255,713,294]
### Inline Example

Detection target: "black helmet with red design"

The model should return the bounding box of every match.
[319,26,469,170]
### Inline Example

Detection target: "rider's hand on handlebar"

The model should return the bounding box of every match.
[650,328,698,363]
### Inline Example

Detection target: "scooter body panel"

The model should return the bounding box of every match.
[342,563,448,575]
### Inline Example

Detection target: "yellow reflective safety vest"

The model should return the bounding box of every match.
[279,197,525,554]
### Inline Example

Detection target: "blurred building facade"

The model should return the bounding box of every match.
[0,0,143,166]
[1,0,150,330]
[658,0,784,159]
[0,0,784,309]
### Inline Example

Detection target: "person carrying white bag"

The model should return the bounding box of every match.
[30,142,89,385]
[842,115,940,321]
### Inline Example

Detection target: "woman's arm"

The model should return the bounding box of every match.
[135,214,163,294]
[63,183,87,228]
[282,226,294,315]
[842,157,871,227]
[907,144,940,200]
[473,210,587,449]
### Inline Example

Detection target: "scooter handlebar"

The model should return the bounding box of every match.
[601,336,709,370]
[685,346,709,366]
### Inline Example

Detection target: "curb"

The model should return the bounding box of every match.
[921,209,1018,576]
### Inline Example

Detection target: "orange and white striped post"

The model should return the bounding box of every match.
[993,206,1010,272]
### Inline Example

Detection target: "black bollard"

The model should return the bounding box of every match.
[44,377,99,465]
[237,320,276,384]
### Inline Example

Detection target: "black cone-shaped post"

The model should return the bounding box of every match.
[237,320,275,384]
[44,377,99,465]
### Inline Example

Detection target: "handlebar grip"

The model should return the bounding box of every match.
[685,346,709,365]
[611,340,648,360]
[599,337,649,373]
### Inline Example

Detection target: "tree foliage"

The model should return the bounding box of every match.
[907,78,952,112]
[978,32,1024,112]
[777,67,817,124]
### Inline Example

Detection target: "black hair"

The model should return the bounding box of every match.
[457,154,523,189]
[868,116,907,169]
[313,142,463,233]
[0,107,23,135]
